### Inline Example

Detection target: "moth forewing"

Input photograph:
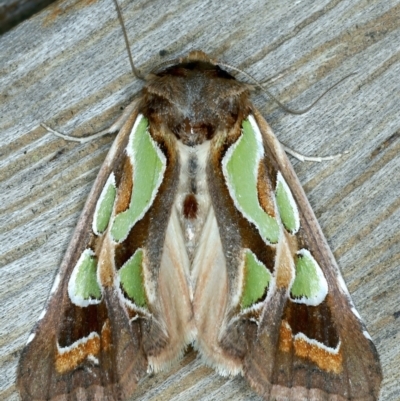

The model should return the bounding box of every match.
[17,50,381,401]
[247,110,382,399]
[17,111,150,400]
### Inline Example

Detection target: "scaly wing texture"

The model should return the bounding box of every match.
[247,110,382,400]
[195,112,381,400]
[17,112,193,400]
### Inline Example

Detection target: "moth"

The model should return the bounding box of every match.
[17,28,382,401]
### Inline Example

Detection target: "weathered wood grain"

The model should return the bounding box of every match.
[0,0,58,34]
[0,0,399,400]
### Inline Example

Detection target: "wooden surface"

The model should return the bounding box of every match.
[0,0,399,400]
[0,0,58,34]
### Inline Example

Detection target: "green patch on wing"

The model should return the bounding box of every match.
[119,249,147,307]
[94,174,116,234]
[72,250,101,301]
[290,249,328,305]
[241,249,272,309]
[276,173,299,234]
[223,118,280,244]
[111,116,166,242]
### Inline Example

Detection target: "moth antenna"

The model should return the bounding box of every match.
[216,61,357,115]
[41,123,114,143]
[113,0,144,80]
[150,58,182,74]
[280,143,349,162]
[41,99,139,143]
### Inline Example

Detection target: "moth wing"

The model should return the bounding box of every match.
[244,110,382,400]
[17,109,144,401]
[194,112,381,400]
[17,110,194,400]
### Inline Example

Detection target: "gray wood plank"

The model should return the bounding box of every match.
[0,0,399,400]
[0,0,58,34]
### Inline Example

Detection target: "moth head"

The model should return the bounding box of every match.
[181,50,214,64]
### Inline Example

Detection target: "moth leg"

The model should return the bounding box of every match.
[41,98,139,143]
[281,143,347,162]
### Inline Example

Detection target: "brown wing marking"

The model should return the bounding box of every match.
[241,111,382,401]
[17,110,150,400]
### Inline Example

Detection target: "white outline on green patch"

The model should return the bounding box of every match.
[240,249,272,309]
[222,115,280,244]
[68,249,102,307]
[118,248,147,308]
[93,173,116,235]
[276,172,300,234]
[290,249,328,306]
[111,114,167,243]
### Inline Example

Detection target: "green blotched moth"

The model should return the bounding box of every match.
[17,12,382,401]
